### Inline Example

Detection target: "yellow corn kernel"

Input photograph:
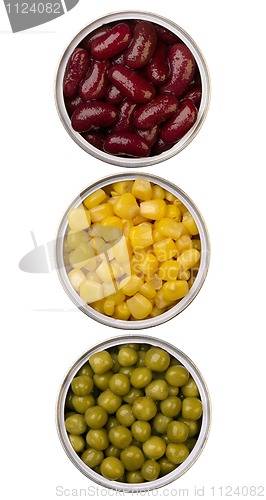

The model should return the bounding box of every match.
[94,225,122,243]
[153,238,177,262]
[68,268,86,292]
[112,181,134,195]
[113,193,139,220]
[67,230,89,250]
[152,185,165,199]
[138,253,158,277]
[107,195,119,206]
[152,229,166,243]
[150,305,167,317]
[63,239,72,253]
[90,237,110,255]
[173,199,188,215]
[155,289,173,309]
[132,178,153,200]
[145,273,162,290]
[114,302,131,320]
[177,249,200,271]
[103,281,116,297]
[83,256,98,272]
[108,236,131,263]
[164,191,176,202]
[178,269,191,280]
[162,280,189,301]
[132,214,149,226]
[80,280,104,303]
[139,282,156,300]
[109,290,126,305]
[127,293,153,319]
[111,259,130,280]
[176,235,193,254]
[64,253,70,267]
[68,207,91,231]
[122,220,133,238]
[101,216,123,230]
[165,204,181,221]
[90,203,114,223]
[158,260,181,281]
[86,271,102,284]
[140,199,166,220]
[83,189,107,209]
[192,239,201,251]
[91,299,105,314]
[130,225,153,249]
[120,274,144,296]
[157,218,184,240]
[103,299,115,316]
[95,259,113,283]
[69,242,95,269]
[182,212,199,236]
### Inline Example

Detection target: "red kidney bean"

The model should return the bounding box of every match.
[136,125,159,147]
[160,100,198,143]
[160,43,195,97]
[124,21,157,69]
[63,48,90,98]
[180,85,202,107]
[152,137,174,155]
[144,43,169,86]
[82,132,106,150]
[64,95,86,115]
[111,100,137,134]
[155,25,181,45]
[71,102,118,132]
[103,133,150,157]
[80,26,111,51]
[79,60,109,101]
[133,94,179,130]
[91,23,131,60]
[109,65,156,104]
[105,85,124,105]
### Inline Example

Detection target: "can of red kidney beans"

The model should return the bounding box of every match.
[55,11,211,167]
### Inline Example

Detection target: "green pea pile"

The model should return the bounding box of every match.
[64,344,203,483]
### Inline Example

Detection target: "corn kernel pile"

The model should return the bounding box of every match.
[63,178,201,321]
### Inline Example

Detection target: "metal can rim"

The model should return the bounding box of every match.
[54,10,211,168]
[56,333,211,492]
[55,171,211,329]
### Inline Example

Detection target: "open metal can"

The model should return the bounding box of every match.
[55,11,210,167]
[56,334,211,491]
[55,172,210,329]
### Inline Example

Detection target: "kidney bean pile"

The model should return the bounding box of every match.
[63,20,202,158]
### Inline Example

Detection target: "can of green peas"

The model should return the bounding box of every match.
[55,10,210,168]
[56,334,211,491]
[55,172,210,329]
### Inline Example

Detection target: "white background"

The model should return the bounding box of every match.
[1,0,266,498]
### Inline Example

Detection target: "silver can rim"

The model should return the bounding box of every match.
[55,10,211,168]
[56,333,211,491]
[55,172,211,329]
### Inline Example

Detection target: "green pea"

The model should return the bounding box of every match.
[98,389,122,414]
[118,348,138,367]
[109,373,131,396]
[93,371,113,391]
[135,351,146,367]
[105,444,121,458]
[65,414,87,435]
[178,416,199,437]
[153,413,172,434]
[160,397,182,417]
[165,365,190,387]
[119,343,140,351]
[119,366,135,377]
[166,443,189,464]
[84,406,108,429]
[65,391,75,410]
[116,404,136,427]
[181,377,200,397]
[182,397,203,420]
[131,420,151,442]
[132,397,157,421]
[89,351,113,374]
[81,448,104,468]
[68,434,85,453]
[144,348,170,372]
[109,425,132,449]
[145,379,169,400]
[72,394,95,414]
[130,367,153,389]
[111,353,121,374]
[100,457,124,480]
[126,471,144,483]
[141,459,160,481]
[167,421,189,443]
[105,416,119,432]
[86,429,109,451]
[71,375,93,396]
[168,385,179,397]
[142,436,166,460]
[123,388,144,405]
[158,456,177,476]
[120,446,145,472]
[77,363,94,378]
